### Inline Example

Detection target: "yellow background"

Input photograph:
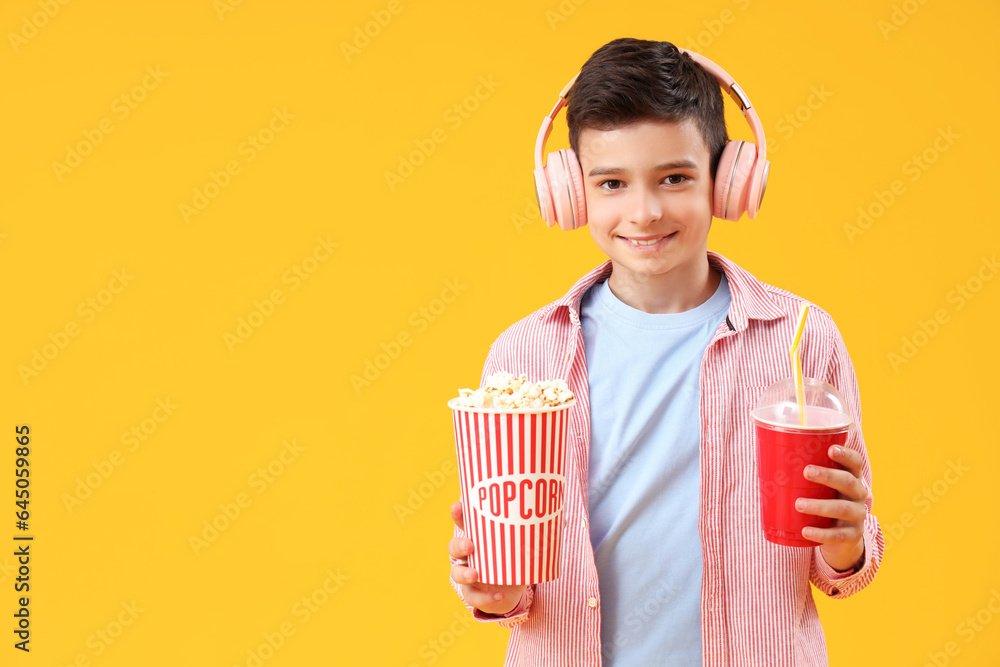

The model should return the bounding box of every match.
[1,0,997,664]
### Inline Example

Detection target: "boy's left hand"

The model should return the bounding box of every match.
[794,444,867,573]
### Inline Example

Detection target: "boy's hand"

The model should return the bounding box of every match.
[448,501,526,616]
[794,445,867,572]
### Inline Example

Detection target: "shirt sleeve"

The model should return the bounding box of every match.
[447,335,536,626]
[809,318,885,598]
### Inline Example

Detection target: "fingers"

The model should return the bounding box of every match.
[795,497,866,524]
[802,522,864,546]
[828,445,863,477]
[448,549,525,615]
[448,529,477,584]
[796,493,865,556]
[451,562,480,586]
[450,500,465,533]
[448,534,474,562]
[803,449,867,501]
[446,499,524,615]
[458,582,527,616]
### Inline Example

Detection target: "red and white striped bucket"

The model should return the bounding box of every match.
[448,399,574,586]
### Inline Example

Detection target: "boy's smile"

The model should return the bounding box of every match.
[578,118,719,314]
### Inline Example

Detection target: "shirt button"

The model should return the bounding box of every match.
[581,518,587,528]
[587,597,598,609]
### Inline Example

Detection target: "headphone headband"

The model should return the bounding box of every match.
[677,48,768,173]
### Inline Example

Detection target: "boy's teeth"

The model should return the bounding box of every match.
[628,238,660,246]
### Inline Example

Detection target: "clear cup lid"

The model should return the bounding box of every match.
[751,377,853,430]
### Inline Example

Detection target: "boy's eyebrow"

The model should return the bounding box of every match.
[587,159,700,177]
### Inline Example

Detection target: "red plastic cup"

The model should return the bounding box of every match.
[752,378,853,548]
[448,398,574,586]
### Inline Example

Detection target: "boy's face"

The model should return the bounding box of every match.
[578,118,714,292]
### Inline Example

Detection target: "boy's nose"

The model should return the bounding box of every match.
[626,188,663,225]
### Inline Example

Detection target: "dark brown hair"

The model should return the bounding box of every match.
[566,38,729,178]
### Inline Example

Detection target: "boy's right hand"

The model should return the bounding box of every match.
[449,501,526,616]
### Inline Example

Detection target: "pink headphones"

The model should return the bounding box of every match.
[532,47,770,230]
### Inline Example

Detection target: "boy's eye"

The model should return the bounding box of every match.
[596,175,687,190]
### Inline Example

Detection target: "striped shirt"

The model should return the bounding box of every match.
[450,250,884,666]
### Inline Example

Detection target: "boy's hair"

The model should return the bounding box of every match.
[567,38,729,179]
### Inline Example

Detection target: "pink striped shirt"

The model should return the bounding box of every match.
[450,250,884,666]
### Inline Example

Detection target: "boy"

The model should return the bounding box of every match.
[446,38,882,665]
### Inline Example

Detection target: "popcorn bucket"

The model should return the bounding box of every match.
[448,399,574,586]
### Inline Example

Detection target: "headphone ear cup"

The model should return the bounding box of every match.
[713,140,756,221]
[545,148,587,230]
[533,166,556,226]
[562,148,587,229]
[747,158,770,219]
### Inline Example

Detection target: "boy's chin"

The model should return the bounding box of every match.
[607,249,709,277]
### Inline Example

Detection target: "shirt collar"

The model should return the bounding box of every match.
[537,250,785,330]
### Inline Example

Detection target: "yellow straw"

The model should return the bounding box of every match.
[789,304,810,426]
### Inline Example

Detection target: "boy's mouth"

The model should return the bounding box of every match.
[620,232,677,248]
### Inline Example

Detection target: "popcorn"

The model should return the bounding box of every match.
[455,372,574,409]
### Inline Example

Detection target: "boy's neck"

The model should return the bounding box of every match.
[605,253,721,315]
